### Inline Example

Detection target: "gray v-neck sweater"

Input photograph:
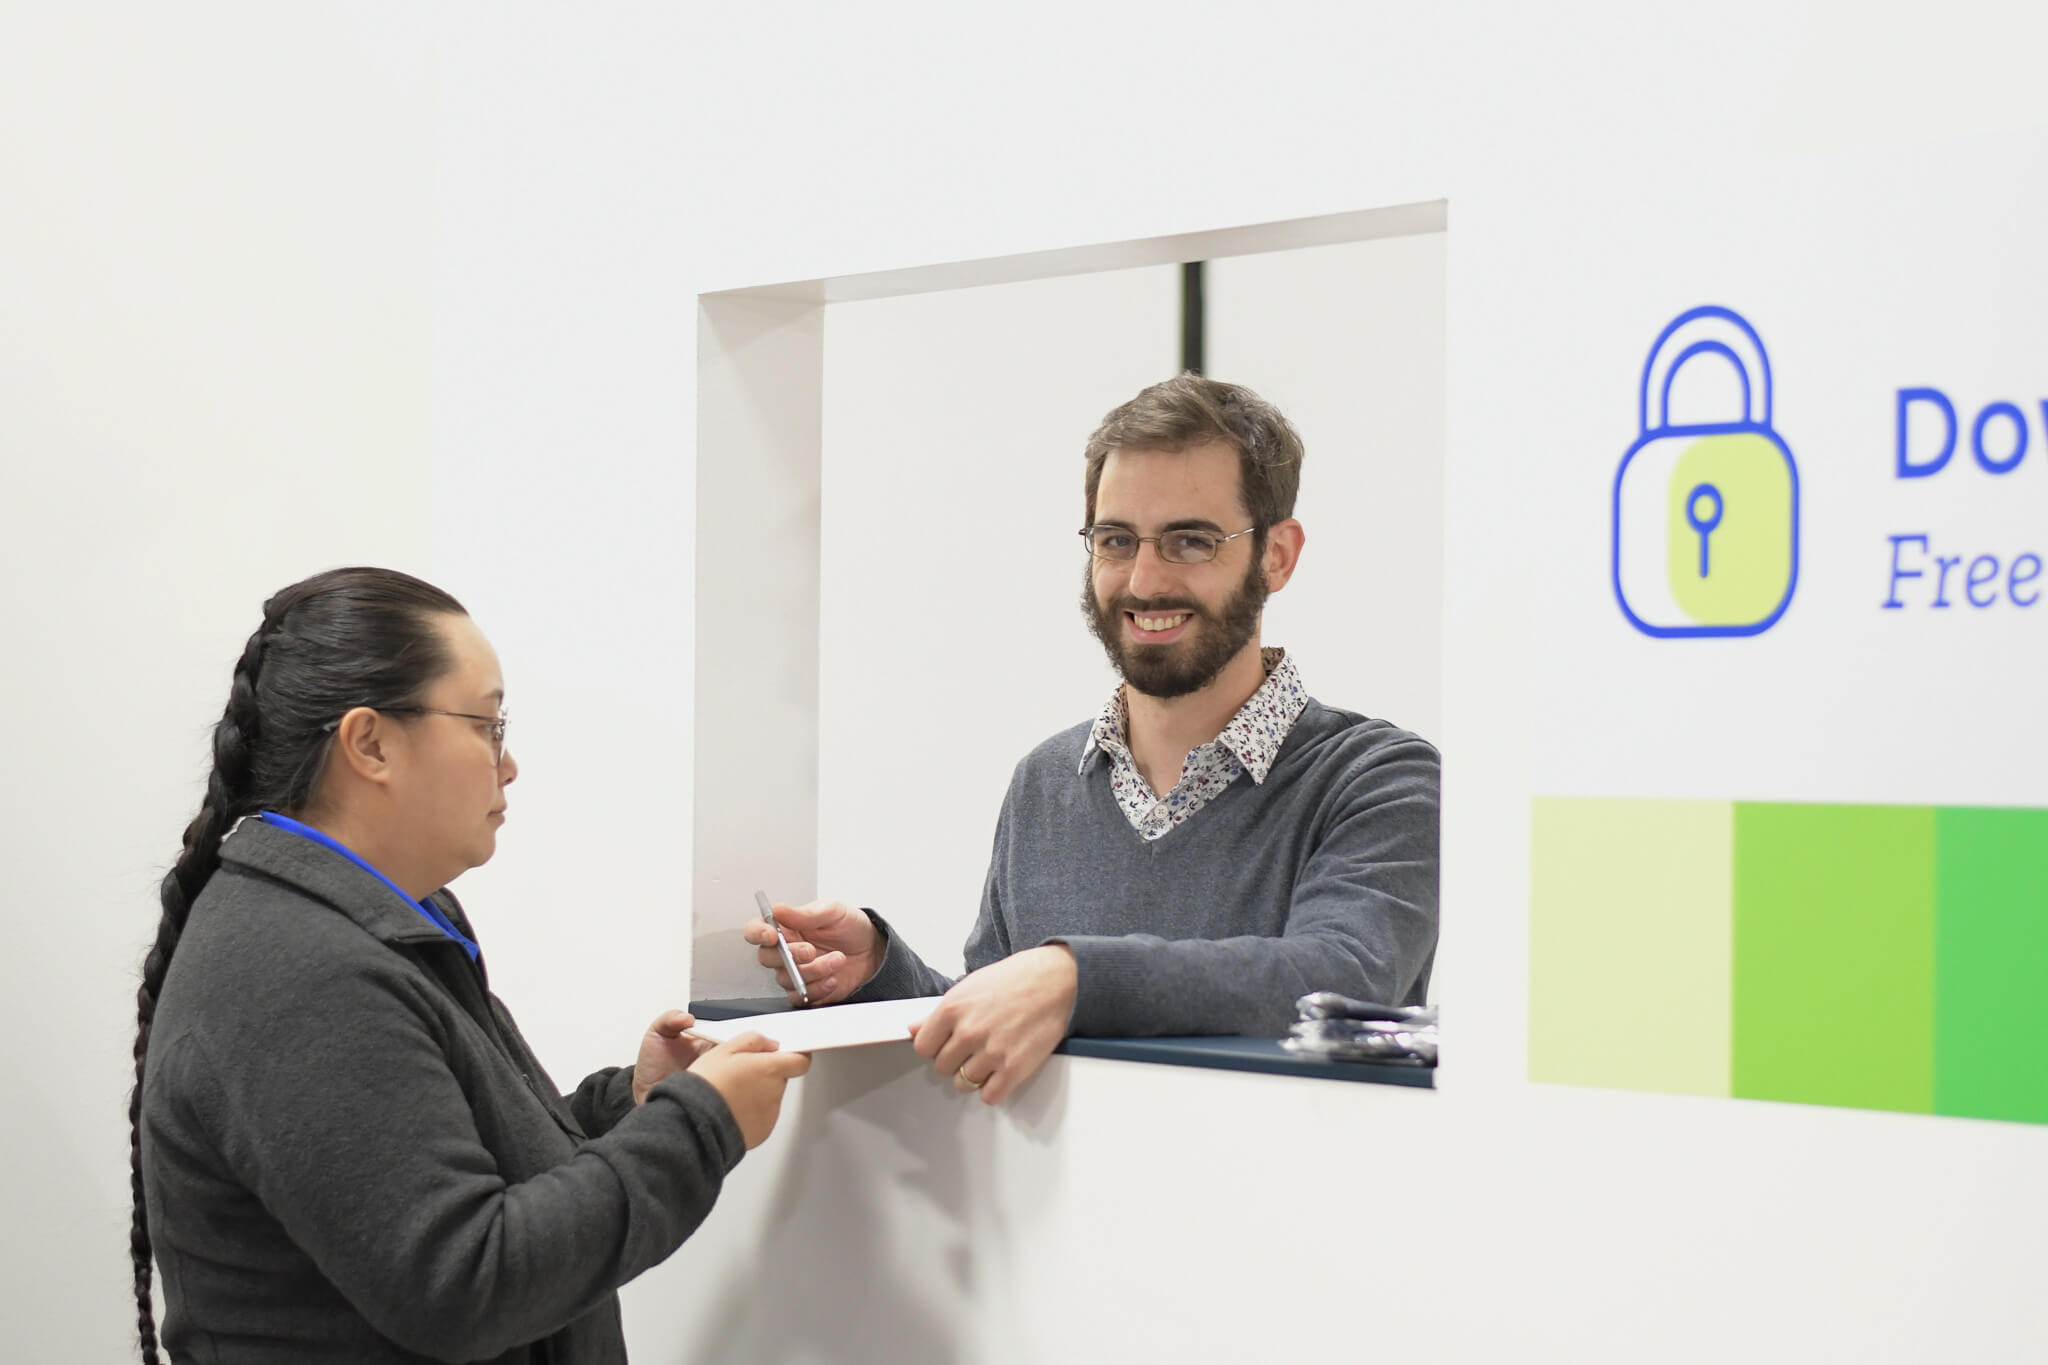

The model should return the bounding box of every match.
[849,698,1439,1037]
[140,819,745,1363]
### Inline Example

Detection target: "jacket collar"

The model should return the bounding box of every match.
[217,817,475,955]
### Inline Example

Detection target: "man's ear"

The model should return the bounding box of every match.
[1261,519,1305,593]
[329,706,396,788]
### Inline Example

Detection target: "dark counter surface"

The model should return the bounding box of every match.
[689,998,1434,1089]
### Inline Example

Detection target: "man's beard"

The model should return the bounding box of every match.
[1081,550,1268,700]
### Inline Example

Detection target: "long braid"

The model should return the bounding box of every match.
[128,617,270,1363]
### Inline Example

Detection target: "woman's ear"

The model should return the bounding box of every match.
[329,706,397,788]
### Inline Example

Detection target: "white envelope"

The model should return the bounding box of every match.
[689,996,943,1052]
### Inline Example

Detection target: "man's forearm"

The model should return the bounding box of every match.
[1054,926,1431,1038]
[843,909,958,1002]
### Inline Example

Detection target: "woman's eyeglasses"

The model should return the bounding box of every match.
[324,708,510,766]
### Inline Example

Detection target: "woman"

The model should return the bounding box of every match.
[129,567,806,1363]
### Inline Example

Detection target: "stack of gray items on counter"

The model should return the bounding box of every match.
[1283,992,1438,1065]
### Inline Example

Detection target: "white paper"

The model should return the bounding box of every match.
[689,996,942,1052]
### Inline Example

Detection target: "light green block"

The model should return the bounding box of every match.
[1530,797,1732,1096]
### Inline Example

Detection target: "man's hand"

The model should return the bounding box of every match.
[908,945,1076,1105]
[740,898,881,1006]
[632,1009,716,1105]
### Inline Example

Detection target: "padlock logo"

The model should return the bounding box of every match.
[1612,305,1800,638]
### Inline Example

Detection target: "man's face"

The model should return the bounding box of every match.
[1081,441,1269,700]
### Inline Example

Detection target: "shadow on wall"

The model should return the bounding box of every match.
[683,1043,1070,1365]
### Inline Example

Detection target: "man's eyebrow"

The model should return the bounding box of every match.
[1090,518,1230,533]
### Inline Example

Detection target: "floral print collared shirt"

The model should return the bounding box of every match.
[1078,647,1311,842]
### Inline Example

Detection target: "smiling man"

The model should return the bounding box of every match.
[744,375,1440,1102]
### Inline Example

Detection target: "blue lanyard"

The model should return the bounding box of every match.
[257,812,481,962]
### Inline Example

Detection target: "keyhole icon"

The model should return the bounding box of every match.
[1686,483,1724,578]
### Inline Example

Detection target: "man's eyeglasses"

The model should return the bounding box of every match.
[1079,524,1258,565]
[325,707,510,766]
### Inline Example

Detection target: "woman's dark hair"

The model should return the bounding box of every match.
[128,567,466,1363]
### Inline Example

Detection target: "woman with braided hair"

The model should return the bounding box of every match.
[131,567,808,1363]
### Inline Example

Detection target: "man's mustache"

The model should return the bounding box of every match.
[1106,596,1208,618]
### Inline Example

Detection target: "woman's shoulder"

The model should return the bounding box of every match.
[189,861,392,951]
[157,867,434,1040]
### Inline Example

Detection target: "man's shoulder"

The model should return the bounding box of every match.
[1281,699,1441,782]
[1011,718,1097,783]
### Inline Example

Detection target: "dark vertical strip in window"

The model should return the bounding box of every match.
[1180,260,1206,375]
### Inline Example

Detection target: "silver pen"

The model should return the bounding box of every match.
[755,890,810,1006]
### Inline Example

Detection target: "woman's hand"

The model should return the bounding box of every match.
[631,1009,716,1106]
[687,1033,812,1148]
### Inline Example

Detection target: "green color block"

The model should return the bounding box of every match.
[1934,807,2048,1124]
[1731,803,1935,1114]
[1530,798,1732,1096]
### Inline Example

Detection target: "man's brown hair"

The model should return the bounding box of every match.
[1082,374,1305,530]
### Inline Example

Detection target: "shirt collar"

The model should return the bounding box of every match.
[1078,647,1308,784]
[1079,688,1133,771]
[1214,649,1309,784]
[222,814,482,961]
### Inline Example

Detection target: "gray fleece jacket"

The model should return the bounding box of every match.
[848,698,1439,1037]
[140,818,745,1363]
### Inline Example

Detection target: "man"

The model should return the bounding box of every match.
[744,374,1439,1103]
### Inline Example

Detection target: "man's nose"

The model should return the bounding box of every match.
[499,748,519,786]
[1126,539,1178,598]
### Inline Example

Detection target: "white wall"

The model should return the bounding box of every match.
[690,295,824,996]
[0,7,435,1358]
[9,2,2048,1362]
[1207,233,1447,745]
